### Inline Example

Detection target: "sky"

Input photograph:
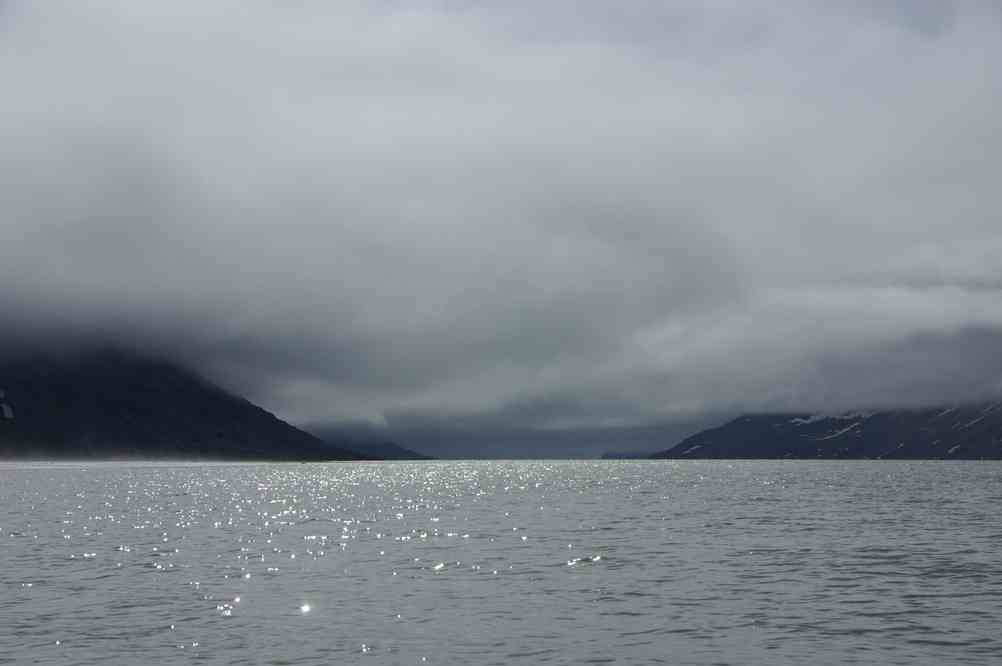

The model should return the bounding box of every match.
[2,1,1002,450]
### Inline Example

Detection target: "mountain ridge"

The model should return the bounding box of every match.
[653,403,1002,460]
[0,348,365,461]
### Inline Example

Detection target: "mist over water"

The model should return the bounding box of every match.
[3,460,1001,665]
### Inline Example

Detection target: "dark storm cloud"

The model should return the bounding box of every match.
[2,1,1002,429]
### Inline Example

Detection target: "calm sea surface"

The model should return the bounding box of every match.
[2,460,1001,665]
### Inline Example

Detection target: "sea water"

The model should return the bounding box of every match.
[2,460,1001,665]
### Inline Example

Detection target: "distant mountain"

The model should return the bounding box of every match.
[653,404,1002,459]
[600,450,659,460]
[323,439,431,461]
[0,348,364,461]
[306,424,432,460]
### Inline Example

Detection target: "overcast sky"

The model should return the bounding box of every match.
[2,1,1002,434]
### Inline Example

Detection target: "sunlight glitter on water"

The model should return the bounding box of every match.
[2,460,1002,665]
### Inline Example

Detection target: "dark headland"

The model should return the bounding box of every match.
[652,406,1002,460]
[0,348,426,461]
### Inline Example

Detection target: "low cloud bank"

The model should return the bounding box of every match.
[3,2,1001,434]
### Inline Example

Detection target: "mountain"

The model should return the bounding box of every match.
[600,450,660,459]
[305,424,433,460]
[342,440,432,460]
[318,438,431,460]
[652,404,1002,460]
[0,348,364,461]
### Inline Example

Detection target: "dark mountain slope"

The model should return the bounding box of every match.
[653,404,1002,460]
[0,348,363,460]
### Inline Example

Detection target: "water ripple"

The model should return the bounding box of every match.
[1,460,1001,664]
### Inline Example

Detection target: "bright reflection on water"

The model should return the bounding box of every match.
[2,460,1002,665]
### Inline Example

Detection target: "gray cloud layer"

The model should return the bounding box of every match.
[3,2,1002,429]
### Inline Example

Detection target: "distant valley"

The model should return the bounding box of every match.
[4,347,1000,461]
